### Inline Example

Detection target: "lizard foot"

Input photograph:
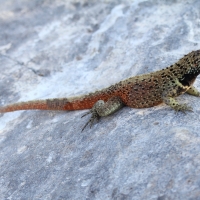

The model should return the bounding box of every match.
[81,97,124,131]
[174,103,193,113]
[81,109,100,131]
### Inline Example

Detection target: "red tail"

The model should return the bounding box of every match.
[0,89,115,113]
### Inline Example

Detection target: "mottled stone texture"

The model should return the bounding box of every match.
[1,0,200,199]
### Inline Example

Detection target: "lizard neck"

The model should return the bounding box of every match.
[179,71,199,87]
[171,50,200,87]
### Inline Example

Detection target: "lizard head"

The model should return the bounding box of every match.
[185,50,200,74]
[175,50,200,87]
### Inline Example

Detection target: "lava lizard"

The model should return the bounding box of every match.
[1,50,200,130]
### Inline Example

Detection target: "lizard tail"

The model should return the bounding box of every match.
[0,100,57,113]
[0,90,114,113]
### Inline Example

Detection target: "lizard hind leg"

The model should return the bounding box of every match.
[81,96,124,131]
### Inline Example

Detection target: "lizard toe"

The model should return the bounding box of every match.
[81,109,100,131]
[174,103,193,113]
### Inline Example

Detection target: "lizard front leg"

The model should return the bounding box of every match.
[162,80,192,112]
[186,85,200,97]
[81,96,124,131]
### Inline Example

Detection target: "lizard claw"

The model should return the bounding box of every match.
[81,109,100,131]
[81,111,91,118]
[174,103,193,114]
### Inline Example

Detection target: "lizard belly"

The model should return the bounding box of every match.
[119,85,163,108]
[127,92,163,108]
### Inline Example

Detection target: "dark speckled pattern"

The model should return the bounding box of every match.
[1,50,200,114]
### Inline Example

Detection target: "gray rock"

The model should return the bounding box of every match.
[1,0,200,199]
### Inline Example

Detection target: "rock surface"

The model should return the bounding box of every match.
[1,0,200,199]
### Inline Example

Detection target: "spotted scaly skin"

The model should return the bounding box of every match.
[1,50,200,130]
